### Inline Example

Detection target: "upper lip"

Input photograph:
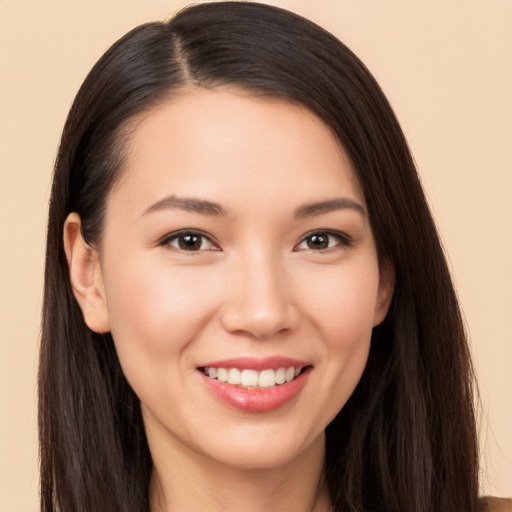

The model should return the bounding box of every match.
[198,356,311,371]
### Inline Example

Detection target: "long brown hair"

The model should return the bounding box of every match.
[39,2,479,511]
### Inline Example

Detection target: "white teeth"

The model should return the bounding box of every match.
[203,366,304,388]
[227,368,241,385]
[241,369,259,387]
[275,367,286,385]
[258,369,276,388]
[217,368,228,383]
[285,367,295,383]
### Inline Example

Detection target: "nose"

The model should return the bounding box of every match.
[219,249,299,339]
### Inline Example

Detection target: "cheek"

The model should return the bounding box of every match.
[301,261,379,418]
[101,258,228,415]
[326,268,378,375]
[302,260,380,346]
[102,258,222,365]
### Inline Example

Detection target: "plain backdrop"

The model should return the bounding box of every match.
[1,1,511,509]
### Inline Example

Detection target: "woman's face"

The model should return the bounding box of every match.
[89,88,393,470]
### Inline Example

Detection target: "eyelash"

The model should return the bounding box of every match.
[294,230,352,252]
[160,230,220,252]
[159,229,352,252]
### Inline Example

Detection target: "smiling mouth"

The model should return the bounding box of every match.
[199,366,310,389]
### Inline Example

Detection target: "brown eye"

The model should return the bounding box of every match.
[178,234,202,250]
[165,231,216,251]
[295,231,349,251]
[305,233,330,250]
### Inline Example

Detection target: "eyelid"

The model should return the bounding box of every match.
[294,229,352,251]
[159,229,221,251]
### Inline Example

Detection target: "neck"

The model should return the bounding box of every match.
[148,428,331,512]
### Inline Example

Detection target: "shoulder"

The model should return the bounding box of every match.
[478,497,512,512]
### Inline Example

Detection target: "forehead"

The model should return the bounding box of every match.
[109,87,365,217]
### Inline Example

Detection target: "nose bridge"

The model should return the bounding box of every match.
[220,244,297,338]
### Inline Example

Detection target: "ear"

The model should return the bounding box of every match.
[63,213,110,333]
[373,258,395,327]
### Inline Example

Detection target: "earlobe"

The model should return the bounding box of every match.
[63,213,110,333]
[373,259,395,327]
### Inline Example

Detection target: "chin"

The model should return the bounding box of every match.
[199,426,325,472]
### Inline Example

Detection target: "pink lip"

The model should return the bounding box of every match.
[198,360,312,413]
[199,356,309,371]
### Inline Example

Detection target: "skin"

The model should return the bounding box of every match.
[64,87,394,512]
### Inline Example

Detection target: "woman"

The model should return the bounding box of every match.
[39,2,504,511]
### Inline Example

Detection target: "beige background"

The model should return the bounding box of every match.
[1,0,510,509]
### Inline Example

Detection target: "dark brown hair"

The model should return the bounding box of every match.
[39,2,479,511]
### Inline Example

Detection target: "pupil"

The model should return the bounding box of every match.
[179,235,201,250]
[308,234,328,249]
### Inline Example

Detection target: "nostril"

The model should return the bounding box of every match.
[220,302,300,340]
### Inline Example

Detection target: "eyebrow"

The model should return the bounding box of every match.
[294,197,367,218]
[142,195,227,216]
[141,195,366,219]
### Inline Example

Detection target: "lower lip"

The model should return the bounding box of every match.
[200,368,311,413]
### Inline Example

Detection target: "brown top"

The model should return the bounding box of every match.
[478,497,512,512]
